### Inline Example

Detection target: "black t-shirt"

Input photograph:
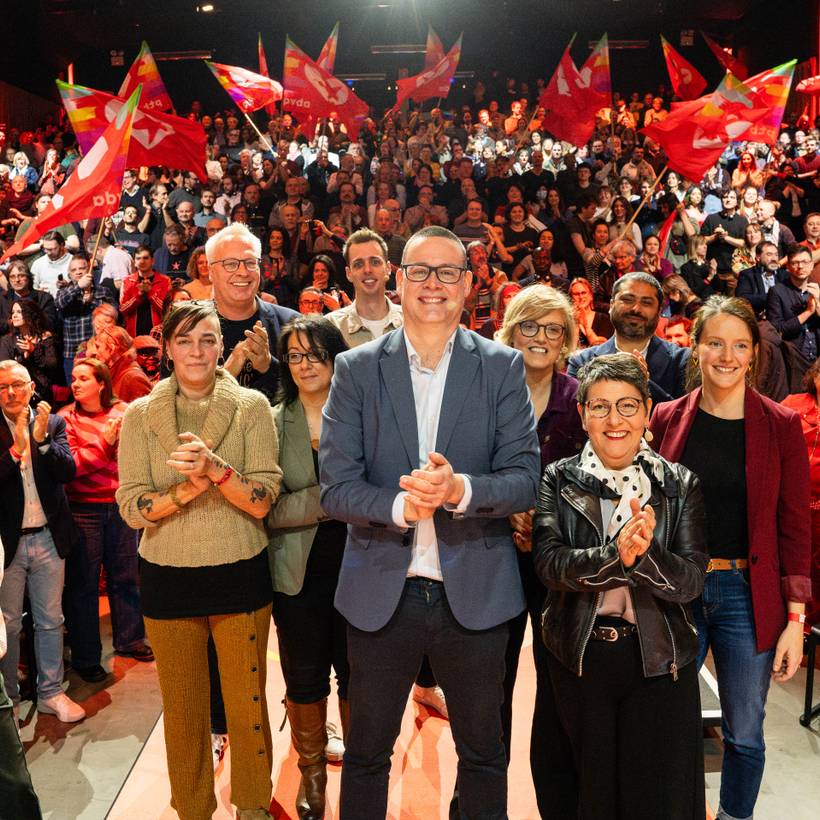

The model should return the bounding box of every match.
[220,311,263,389]
[701,211,749,272]
[115,227,151,256]
[680,408,748,560]
[305,448,347,577]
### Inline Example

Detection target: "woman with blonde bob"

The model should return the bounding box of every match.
[497,284,586,816]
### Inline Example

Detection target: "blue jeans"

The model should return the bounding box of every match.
[65,502,144,667]
[692,569,775,820]
[0,529,66,703]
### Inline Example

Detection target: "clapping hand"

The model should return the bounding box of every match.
[400,452,464,514]
[166,433,215,490]
[32,401,50,444]
[617,498,656,567]
[102,417,122,446]
[510,509,534,553]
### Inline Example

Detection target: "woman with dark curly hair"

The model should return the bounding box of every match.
[0,299,62,403]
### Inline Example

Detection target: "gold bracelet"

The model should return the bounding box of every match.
[168,484,185,511]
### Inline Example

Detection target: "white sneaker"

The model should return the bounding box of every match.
[413,684,449,719]
[211,733,229,771]
[37,693,85,723]
[325,721,345,762]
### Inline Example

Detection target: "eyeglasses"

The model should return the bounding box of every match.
[212,258,261,273]
[584,398,643,419]
[0,380,30,394]
[285,350,329,364]
[350,256,387,271]
[400,263,467,284]
[517,321,564,340]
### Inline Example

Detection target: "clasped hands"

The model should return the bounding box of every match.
[166,432,221,491]
[616,498,656,567]
[224,320,271,375]
[399,452,464,523]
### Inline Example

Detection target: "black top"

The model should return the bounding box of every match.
[139,549,273,619]
[219,312,265,390]
[305,447,347,577]
[679,408,747,560]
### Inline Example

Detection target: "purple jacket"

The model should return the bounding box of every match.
[538,371,586,468]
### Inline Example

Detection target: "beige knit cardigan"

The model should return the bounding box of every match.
[116,368,282,567]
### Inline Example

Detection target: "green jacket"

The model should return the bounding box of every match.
[266,399,326,595]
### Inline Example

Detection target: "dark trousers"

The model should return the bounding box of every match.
[65,501,144,667]
[341,578,509,820]
[0,675,42,819]
[547,630,705,820]
[272,570,349,704]
[504,552,577,819]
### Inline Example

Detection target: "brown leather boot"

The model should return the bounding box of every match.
[338,697,350,743]
[286,698,327,820]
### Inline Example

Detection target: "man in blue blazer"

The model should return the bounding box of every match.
[320,226,540,820]
[736,241,789,318]
[568,271,690,404]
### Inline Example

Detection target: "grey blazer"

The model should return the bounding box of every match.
[319,327,540,632]
[267,400,326,595]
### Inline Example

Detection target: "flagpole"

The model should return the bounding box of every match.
[617,162,668,241]
[244,112,274,153]
[89,215,106,270]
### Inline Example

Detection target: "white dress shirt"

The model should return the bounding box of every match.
[4,408,48,528]
[391,330,472,581]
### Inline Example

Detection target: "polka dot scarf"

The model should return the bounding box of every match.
[577,438,666,537]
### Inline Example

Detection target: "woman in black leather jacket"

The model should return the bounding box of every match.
[533,352,708,820]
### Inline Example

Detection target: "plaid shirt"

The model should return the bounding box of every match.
[54,283,116,358]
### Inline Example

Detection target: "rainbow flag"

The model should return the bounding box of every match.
[118,41,173,113]
[581,33,611,107]
[205,61,283,114]
[316,23,339,73]
[744,60,796,144]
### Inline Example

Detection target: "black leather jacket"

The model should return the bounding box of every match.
[533,453,707,679]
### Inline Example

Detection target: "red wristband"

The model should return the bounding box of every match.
[214,466,233,487]
[10,446,22,461]
[787,612,806,624]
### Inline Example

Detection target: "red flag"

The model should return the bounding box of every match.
[258,34,278,118]
[661,35,707,101]
[2,88,141,262]
[206,61,283,114]
[538,39,600,147]
[657,207,678,257]
[424,25,446,70]
[701,32,747,80]
[316,23,340,73]
[642,72,769,181]
[395,35,462,108]
[58,80,209,181]
[118,41,174,113]
[283,37,369,134]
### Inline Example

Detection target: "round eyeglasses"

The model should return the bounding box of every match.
[584,398,643,419]
[517,321,564,340]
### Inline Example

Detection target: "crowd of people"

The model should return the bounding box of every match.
[0,73,818,820]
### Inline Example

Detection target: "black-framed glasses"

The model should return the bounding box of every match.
[584,398,643,419]
[400,263,467,284]
[518,321,564,340]
[285,350,329,365]
[212,258,261,273]
[0,380,30,394]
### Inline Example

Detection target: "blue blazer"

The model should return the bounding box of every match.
[567,335,690,404]
[319,327,540,632]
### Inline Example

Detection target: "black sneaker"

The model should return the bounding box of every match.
[75,664,108,683]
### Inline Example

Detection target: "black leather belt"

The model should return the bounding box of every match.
[589,624,637,642]
[20,525,46,536]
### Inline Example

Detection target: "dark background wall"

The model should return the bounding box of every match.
[2,0,816,116]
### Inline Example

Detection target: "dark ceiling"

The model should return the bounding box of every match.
[2,0,807,114]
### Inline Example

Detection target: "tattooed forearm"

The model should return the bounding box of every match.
[137,495,154,513]
[250,485,267,504]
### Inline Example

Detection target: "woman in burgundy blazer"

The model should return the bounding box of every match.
[649,296,811,820]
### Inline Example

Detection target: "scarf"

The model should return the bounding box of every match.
[576,438,666,537]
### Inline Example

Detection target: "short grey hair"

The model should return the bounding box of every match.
[0,360,31,380]
[575,353,650,405]
[205,221,261,263]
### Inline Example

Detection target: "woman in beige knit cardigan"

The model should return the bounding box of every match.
[117,301,282,820]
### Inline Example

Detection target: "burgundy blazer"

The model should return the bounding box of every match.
[649,387,812,652]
